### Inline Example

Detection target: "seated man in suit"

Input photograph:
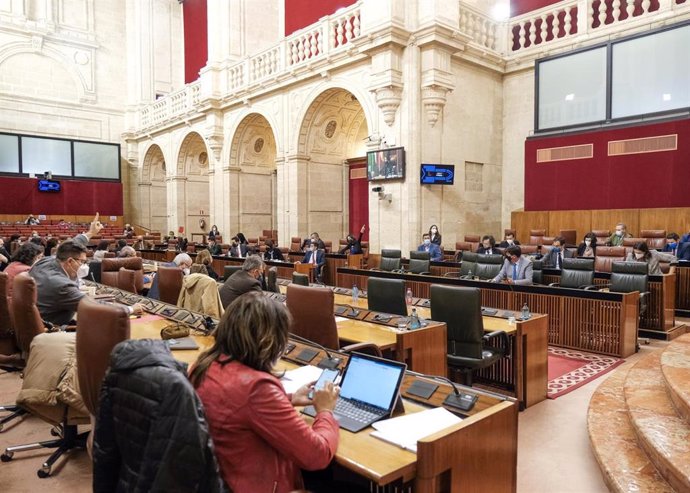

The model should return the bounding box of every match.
[498,232,520,248]
[607,223,632,246]
[338,225,366,255]
[541,236,573,269]
[663,233,680,256]
[228,236,249,258]
[417,233,442,261]
[492,245,533,285]
[147,252,193,300]
[218,255,264,309]
[263,239,285,261]
[477,235,498,255]
[31,213,142,325]
[298,241,326,282]
[207,238,222,256]
[301,232,326,251]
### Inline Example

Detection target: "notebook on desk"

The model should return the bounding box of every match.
[302,352,406,433]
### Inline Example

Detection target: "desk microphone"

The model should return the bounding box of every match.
[430,375,478,412]
[336,304,360,317]
[288,333,343,370]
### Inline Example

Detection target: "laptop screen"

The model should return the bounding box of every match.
[339,353,406,410]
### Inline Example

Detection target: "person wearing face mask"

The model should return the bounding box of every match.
[662,233,680,256]
[264,239,285,261]
[299,241,326,282]
[498,232,521,249]
[428,225,442,246]
[476,235,497,255]
[626,242,675,275]
[491,246,533,285]
[229,236,249,258]
[541,236,574,269]
[417,233,443,261]
[147,253,193,300]
[30,213,143,326]
[301,232,326,252]
[338,225,366,255]
[218,255,265,309]
[607,223,632,246]
[576,233,598,258]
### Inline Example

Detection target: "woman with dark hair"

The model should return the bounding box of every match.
[428,224,442,246]
[194,249,219,280]
[93,240,111,261]
[626,241,675,275]
[208,224,220,241]
[44,237,59,257]
[5,242,44,300]
[191,293,339,493]
[576,232,597,257]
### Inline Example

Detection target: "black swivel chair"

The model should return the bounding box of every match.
[430,285,509,386]
[407,251,431,275]
[223,265,242,281]
[292,272,310,286]
[474,254,504,280]
[549,258,595,289]
[603,261,650,350]
[377,249,402,272]
[266,267,279,293]
[531,259,544,285]
[367,278,407,317]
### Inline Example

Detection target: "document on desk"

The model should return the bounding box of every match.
[280,365,322,394]
[335,316,349,323]
[370,407,462,453]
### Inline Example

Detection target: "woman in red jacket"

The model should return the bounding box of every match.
[190,292,340,493]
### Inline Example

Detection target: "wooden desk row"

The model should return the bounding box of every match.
[336,267,640,358]
[675,261,690,318]
[126,313,518,492]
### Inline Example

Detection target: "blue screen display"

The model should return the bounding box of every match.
[37,179,61,192]
[420,164,454,185]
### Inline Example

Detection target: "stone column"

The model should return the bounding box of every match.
[167,175,187,235]
[277,153,309,247]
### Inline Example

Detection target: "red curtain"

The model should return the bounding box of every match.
[285,0,356,35]
[183,0,208,83]
[348,159,368,241]
[0,177,123,215]
[510,0,562,16]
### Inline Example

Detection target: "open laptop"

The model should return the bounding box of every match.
[302,352,406,433]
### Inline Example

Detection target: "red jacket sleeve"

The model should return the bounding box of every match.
[247,377,339,470]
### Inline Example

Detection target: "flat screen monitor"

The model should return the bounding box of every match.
[37,179,61,192]
[367,147,405,181]
[420,164,454,185]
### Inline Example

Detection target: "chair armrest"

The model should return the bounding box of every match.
[596,283,611,290]
[548,282,560,287]
[419,271,431,276]
[578,284,597,290]
[583,285,600,290]
[340,342,382,358]
[482,330,510,358]
[443,271,462,278]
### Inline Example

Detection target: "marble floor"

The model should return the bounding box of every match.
[0,335,677,493]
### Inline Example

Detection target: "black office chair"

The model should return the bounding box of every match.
[474,254,504,280]
[531,259,544,285]
[407,251,431,275]
[223,265,242,281]
[601,261,650,350]
[367,278,407,316]
[549,258,595,289]
[292,272,309,286]
[266,267,279,293]
[457,251,478,278]
[430,285,509,386]
[377,249,402,272]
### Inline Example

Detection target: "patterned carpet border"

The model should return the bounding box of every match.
[547,346,625,399]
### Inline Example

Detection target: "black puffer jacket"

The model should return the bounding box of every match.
[93,339,224,493]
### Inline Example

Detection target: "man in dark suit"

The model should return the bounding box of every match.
[476,235,498,255]
[662,233,680,256]
[263,239,284,261]
[498,232,521,248]
[301,241,326,282]
[207,238,222,256]
[417,233,443,261]
[492,246,533,285]
[301,232,326,251]
[218,255,264,309]
[228,236,249,258]
[541,236,573,269]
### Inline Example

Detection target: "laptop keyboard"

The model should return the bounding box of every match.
[335,398,384,423]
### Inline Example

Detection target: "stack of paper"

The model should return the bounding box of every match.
[280,365,322,394]
[370,407,462,453]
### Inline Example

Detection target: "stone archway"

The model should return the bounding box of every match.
[139,144,168,233]
[283,88,369,246]
[171,132,211,238]
[226,113,278,238]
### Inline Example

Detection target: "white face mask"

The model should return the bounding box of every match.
[585,239,592,246]
[634,252,645,260]
[183,267,190,275]
[77,263,90,279]
[615,230,624,237]
[423,239,431,245]
[507,239,514,245]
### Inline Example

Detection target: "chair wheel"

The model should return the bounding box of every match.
[1,452,13,462]
[50,427,61,437]
[37,469,50,478]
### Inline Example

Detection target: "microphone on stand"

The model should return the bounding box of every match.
[288,333,343,370]
[335,304,360,317]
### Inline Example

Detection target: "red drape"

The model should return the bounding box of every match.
[183,0,208,83]
[285,0,356,35]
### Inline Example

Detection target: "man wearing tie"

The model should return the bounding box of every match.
[229,236,248,258]
[541,236,573,269]
[492,246,533,285]
[302,241,325,282]
[417,233,442,261]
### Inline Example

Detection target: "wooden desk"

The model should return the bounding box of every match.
[130,316,518,492]
[674,261,690,318]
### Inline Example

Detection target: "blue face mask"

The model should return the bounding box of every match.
[423,239,431,245]
[668,242,677,249]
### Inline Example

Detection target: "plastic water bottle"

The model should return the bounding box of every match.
[352,284,359,303]
[467,269,473,279]
[409,308,421,330]
[521,302,531,320]
[406,288,413,305]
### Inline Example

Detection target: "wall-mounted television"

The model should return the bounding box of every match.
[37,179,61,192]
[367,147,405,181]
[420,164,454,185]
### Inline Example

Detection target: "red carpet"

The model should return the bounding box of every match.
[547,347,625,399]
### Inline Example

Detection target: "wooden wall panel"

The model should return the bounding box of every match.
[591,209,639,237]
[511,211,549,245]
[639,208,690,236]
[548,210,591,242]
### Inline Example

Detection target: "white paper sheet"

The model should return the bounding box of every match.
[370,407,462,453]
[280,365,323,394]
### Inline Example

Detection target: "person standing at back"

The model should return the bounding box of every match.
[428,225,442,246]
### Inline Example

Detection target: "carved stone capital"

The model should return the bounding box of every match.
[373,86,403,127]
[204,133,224,164]
[421,85,450,127]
